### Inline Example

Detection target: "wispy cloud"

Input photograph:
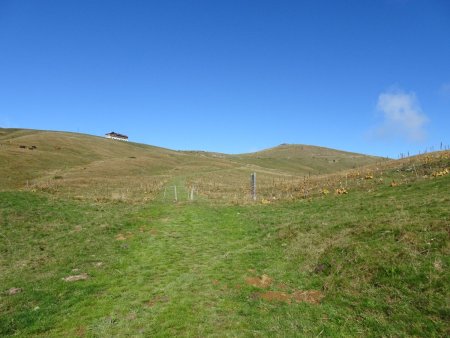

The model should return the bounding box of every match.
[373,90,428,142]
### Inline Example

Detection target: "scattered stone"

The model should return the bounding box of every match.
[62,273,89,282]
[7,287,22,295]
[94,262,103,267]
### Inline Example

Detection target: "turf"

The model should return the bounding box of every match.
[1,173,449,336]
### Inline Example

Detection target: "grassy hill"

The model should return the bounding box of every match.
[1,128,448,336]
[230,143,383,175]
[0,128,383,202]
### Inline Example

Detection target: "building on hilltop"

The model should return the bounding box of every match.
[105,131,128,141]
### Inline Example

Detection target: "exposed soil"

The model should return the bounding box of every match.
[115,233,126,240]
[291,290,324,304]
[115,232,133,240]
[245,274,324,304]
[259,291,291,303]
[245,274,273,288]
[257,290,324,304]
[145,295,169,307]
[75,326,86,337]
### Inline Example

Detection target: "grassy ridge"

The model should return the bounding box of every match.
[0,128,383,202]
[230,143,382,175]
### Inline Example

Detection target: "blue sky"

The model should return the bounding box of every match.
[0,0,449,157]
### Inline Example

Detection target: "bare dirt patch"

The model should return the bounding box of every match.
[260,291,291,303]
[75,326,86,337]
[115,232,133,240]
[256,290,324,304]
[245,274,324,304]
[245,274,273,288]
[292,290,324,304]
[145,295,169,307]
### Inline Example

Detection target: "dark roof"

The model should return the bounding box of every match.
[105,131,128,139]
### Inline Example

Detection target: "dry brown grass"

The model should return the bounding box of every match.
[185,150,450,203]
[8,128,439,204]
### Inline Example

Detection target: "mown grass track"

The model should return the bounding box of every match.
[1,171,449,336]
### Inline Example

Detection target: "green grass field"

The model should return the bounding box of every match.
[1,129,449,336]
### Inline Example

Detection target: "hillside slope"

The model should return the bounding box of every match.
[1,128,384,201]
[0,129,236,199]
[1,154,448,336]
[230,143,383,175]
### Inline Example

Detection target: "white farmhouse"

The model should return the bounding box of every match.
[105,131,128,141]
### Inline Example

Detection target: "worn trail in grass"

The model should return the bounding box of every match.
[1,174,449,336]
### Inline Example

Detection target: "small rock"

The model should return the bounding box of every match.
[7,287,22,295]
[62,273,89,282]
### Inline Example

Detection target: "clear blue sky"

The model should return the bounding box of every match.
[1,0,449,157]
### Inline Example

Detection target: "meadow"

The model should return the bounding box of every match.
[1,129,449,336]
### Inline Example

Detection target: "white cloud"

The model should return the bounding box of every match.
[374,90,428,141]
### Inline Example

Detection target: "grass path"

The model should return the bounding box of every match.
[77,200,291,336]
[1,173,449,336]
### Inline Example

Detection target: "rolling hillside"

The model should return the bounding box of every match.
[230,143,383,175]
[0,128,384,198]
[1,128,449,336]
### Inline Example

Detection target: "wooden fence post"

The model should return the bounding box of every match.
[250,173,256,201]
